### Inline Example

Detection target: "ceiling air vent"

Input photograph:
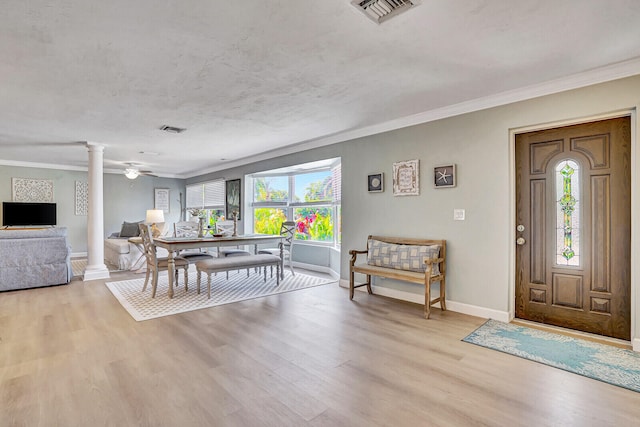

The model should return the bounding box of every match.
[160,125,187,134]
[352,0,420,24]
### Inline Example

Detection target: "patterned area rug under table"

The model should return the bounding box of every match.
[463,319,640,393]
[105,269,336,321]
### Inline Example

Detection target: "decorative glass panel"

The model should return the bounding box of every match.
[555,160,580,266]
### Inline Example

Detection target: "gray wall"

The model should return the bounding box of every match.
[188,75,640,339]
[103,174,185,241]
[3,74,639,341]
[0,166,88,253]
[0,166,184,254]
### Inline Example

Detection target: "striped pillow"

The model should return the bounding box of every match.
[367,239,440,275]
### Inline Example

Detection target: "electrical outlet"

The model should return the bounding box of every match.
[454,209,465,221]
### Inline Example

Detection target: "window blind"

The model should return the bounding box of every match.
[331,165,341,202]
[186,180,225,209]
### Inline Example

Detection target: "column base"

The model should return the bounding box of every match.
[83,264,110,281]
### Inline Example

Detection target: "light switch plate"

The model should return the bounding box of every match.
[453,209,465,221]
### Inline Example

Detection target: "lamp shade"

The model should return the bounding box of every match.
[145,209,165,224]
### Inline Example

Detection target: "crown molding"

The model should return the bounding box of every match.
[0,159,88,171]
[3,57,640,179]
[187,56,640,178]
[0,159,184,179]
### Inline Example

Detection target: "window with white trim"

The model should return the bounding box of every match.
[185,179,225,227]
[249,158,341,246]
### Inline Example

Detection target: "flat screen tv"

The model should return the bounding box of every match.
[2,202,57,227]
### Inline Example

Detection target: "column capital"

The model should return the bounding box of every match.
[86,142,105,153]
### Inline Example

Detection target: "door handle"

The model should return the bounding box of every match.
[516,237,526,245]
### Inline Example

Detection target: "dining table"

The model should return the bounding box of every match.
[151,233,284,298]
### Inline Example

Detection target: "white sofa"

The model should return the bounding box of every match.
[104,236,145,271]
[104,222,168,271]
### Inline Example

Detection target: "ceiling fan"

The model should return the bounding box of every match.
[124,163,157,179]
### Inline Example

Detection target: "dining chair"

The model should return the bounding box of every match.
[139,223,190,298]
[258,220,296,278]
[173,221,215,263]
[215,219,251,278]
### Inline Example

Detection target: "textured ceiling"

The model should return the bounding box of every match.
[1,0,640,178]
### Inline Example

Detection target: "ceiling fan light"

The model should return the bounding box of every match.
[125,168,139,179]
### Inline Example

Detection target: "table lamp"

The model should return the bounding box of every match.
[145,209,165,238]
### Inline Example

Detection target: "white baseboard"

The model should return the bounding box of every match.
[339,279,510,322]
[71,251,87,258]
[445,300,510,323]
[83,265,110,281]
[633,338,640,352]
[293,261,340,279]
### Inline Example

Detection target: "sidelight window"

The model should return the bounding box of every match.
[555,160,580,266]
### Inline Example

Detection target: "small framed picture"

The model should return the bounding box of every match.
[393,159,419,196]
[154,188,170,213]
[434,164,456,188]
[368,173,384,192]
[225,179,241,219]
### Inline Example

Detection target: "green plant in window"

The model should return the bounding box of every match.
[254,208,286,235]
[295,208,333,242]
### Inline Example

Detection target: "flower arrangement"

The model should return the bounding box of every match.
[188,208,205,218]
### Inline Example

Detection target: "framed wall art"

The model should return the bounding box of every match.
[367,173,384,192]
[154,188,170,213]
[75,181,88,215]
[434,164,456,188]
[12,178,54,202]
[225,179,241,220]
[392,159,419,196]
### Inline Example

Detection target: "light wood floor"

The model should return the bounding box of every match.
[2,270,640,427]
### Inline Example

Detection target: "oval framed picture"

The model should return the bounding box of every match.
[368,173,384,192]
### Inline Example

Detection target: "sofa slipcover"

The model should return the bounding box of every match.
[0,227,72,291]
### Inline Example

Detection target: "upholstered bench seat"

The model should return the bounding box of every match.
[196,254,281,298]
[349,236,447,319]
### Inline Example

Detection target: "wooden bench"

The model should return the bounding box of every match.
[349,236,446,318]
[195,254,281,299]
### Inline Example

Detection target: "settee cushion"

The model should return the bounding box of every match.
[120,221,143,238]
[367,239,440,275]
[104,238,133,254]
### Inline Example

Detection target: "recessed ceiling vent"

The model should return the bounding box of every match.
[351,0,420,24]
[160,125,186,134]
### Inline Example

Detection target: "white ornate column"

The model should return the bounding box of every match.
[83,142,110,281]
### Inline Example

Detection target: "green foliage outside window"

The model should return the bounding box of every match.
[295,207,333,242]
[254,177,288,202]
[254,208,287,235]
[252,169,338,243]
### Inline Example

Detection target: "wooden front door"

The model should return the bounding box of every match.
[515,117,631,340]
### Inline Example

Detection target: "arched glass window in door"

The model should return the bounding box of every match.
[555,159,580,266]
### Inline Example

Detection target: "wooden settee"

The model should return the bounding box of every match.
[349,235,446,318]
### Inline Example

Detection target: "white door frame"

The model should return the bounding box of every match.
[508,109,638,349]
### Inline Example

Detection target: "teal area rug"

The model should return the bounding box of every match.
[463,319,640,393]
